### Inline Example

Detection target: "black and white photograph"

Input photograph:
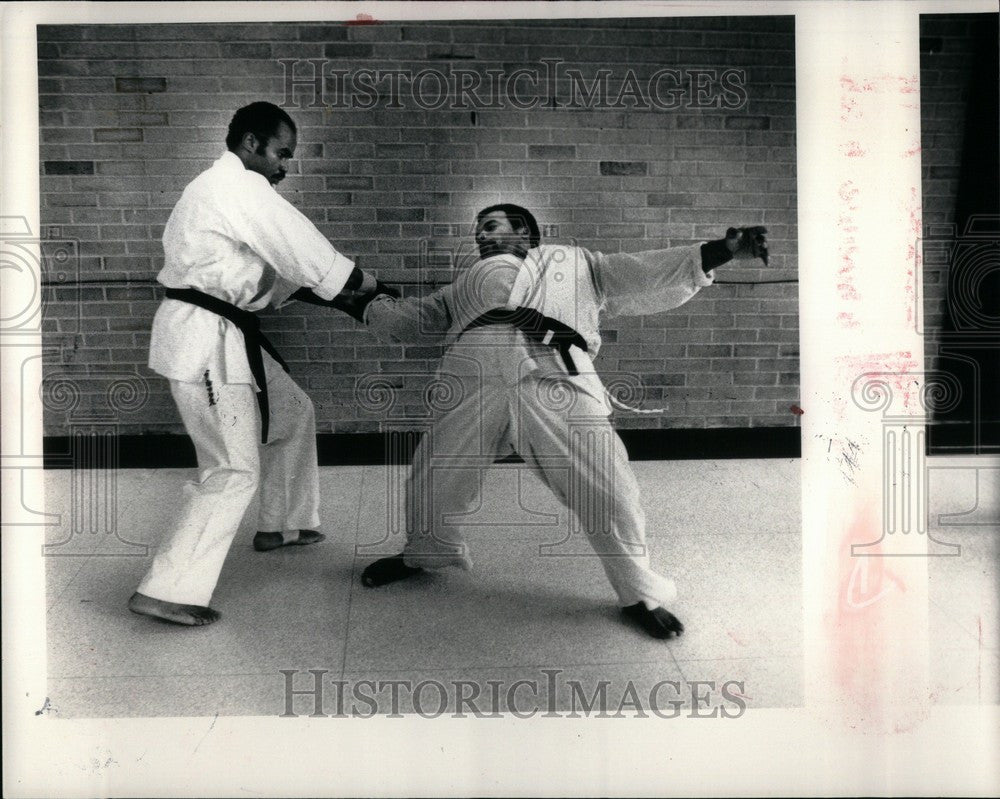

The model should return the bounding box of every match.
[1,1,997,796]
[34,11,800,718]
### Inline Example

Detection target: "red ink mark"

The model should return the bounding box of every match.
[837,283,860,301]
[346,12,378,25]
[839,70,919,129]
[903,186,922,325]
[840,96,859,122]
[790,404,805,416]
[840,74,919,94]
[908,187,922,237]
[902,144,921,158]
[834,351,920,419]
[842,141,866,158]
[837,180,861,326]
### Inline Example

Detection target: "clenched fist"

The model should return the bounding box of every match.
[725,226,769,265]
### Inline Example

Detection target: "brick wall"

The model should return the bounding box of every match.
[37,17,798,437]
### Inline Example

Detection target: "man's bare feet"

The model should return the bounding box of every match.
[128,592,221,626]
[361,554,423,587]
[622,602,684,639]
[254,529,325,552]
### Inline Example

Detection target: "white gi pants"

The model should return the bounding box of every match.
[136,354,320,606]
[402,328,677,609]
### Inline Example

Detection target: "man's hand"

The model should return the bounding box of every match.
[700,226,769,273]
[725,226,769,265]
[290,275,400,323]
[330,280,400,323]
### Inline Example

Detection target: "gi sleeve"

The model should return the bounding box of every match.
[364,253,521,343]
[227,171,355,301]
[269,274,301,309]
[586,244,714,318]
[364,285,455,344]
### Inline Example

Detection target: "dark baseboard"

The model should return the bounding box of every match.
[927,421,1000,455]
[41,422,999,469]
[42,427,804,469]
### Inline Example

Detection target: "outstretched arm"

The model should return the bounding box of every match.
[353,253,521,344]
[590,226,768,317]
[362,285,455,343]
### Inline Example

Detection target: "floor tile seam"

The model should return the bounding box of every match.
[337,466,371,680]
[45,555,94,613]
[335,655,804,674]
[339,658,696,675]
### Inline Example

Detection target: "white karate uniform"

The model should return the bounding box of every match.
[364,243,713,608]
[137,150,354,607]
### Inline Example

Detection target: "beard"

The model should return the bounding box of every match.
[478,240,527,259]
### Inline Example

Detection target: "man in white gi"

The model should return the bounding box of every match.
[345,204,767,639]
[128,102,384,626]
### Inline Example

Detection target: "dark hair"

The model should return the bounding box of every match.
[225,102,297,151]
[476,203,541,250]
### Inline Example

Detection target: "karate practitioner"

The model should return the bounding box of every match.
[129,102,384,626]
[345,204,767,639]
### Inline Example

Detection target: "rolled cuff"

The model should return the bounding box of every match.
[694,243,716,287]
[311,251,356,301]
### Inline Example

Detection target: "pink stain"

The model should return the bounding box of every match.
[885,568,906,592]
[836,350,921,411]
[727,630,748,647]
[346,12,378,25]
[830,502,893,724]
[902,144,921,158]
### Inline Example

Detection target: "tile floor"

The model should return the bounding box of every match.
[42,456,997,717]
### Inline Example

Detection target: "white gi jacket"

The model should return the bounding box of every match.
[364,243,713,412]
[148,151,355,388]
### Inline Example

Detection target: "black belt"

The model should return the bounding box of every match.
[164,287,289,444]
[464,307,588,376]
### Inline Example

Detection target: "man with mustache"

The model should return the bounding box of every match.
[129,102,384,626]
[340,203,767,639]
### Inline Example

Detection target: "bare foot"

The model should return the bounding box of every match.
[622,603,684,639]
[361,554,423,587]
[128,592,221,626]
